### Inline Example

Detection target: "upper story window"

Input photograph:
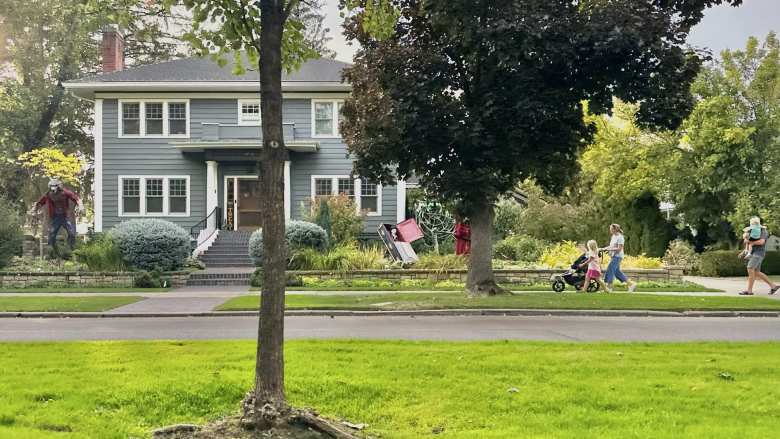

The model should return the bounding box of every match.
[312,99,344,137]
[238,100,261,125]
[119,100,189,138]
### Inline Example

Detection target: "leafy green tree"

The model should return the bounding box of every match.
[341,0,742,295]
[0,0,185,209]
[176,0,374,431]
[671,33,780,241]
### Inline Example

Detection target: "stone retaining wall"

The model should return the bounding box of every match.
[291,267,684,284]
[0,271,191,289]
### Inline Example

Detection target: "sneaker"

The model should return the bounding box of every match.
[770,286,779,295]
[605,286,613,293]
[628,281,637,293]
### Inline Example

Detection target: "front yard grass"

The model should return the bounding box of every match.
[0,340,778,438]
[265,280,719,293]
[217,292,780,312]
[0,287,169,294]
[0,296,143,312]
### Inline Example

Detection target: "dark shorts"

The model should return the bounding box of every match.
[747,255,764,271]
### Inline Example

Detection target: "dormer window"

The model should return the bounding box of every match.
[238,100,261,125]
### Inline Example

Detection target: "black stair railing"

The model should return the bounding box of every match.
[191,206,222,249]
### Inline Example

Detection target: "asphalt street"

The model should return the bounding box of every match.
[1,315,778,342]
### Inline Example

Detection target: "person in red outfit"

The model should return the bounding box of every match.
[453,216,471,255]
[35,179,83,249]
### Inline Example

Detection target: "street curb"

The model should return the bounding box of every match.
[0,309,778,319]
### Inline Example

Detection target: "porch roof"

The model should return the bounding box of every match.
[170,121,319,153]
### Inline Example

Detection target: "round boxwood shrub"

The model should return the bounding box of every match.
[249,221,329,266]
[286,220,328,252]
[249,229,264,266]
[0,203,23,269]
[112,219,190,271]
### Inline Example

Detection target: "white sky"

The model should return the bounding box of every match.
[323,0,780,63]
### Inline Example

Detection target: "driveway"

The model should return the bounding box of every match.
[1,315,779,342]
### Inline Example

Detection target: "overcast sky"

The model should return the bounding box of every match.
[323,0,780,63]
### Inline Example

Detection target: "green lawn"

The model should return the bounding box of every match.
[260,280,720,293]
[0,296,143,312]
[0,287,169,294]
[0,340,778,438]
[218,292,780,312]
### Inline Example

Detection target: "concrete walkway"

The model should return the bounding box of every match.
[685,275,780,298]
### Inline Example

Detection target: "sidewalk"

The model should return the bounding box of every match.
[685,276,780,298]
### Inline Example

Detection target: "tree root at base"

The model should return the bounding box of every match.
[466,280,509,297]
[152,393,361,439]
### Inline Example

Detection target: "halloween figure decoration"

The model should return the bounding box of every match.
[35,179,83,253]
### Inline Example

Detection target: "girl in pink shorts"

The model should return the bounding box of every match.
[580,240,609,293]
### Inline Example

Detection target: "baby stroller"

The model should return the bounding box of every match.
[550,252,604,293]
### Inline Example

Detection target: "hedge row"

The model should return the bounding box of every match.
[698,251,780,277]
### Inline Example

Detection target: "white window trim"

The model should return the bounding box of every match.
[311,99,344,138]
[310,175,382,217]
[237,99,262,126]
[118,99,190,139]
[118,175,190,217]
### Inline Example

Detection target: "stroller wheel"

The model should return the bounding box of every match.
[552,280,566,292]
[587,280,600,293]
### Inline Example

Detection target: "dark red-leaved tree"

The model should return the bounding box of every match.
[341,0,742,295]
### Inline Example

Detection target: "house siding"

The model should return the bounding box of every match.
[102,96,399,235]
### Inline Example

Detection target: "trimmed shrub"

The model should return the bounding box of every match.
[134,271,160,288]
[699,250,780,277]
[493,234,547,262]
[74,234,125,271]
[0,203,23,269]
[663,239,699,274]
[250,222,331,266]
[249,229,264,266]
[313,198,332,242]
[286,220,328,252]
[112,219,190,271]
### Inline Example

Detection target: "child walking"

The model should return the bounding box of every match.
[579,240,609,293]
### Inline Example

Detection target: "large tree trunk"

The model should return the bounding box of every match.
[254,0,289,425]
[466,202,505,296]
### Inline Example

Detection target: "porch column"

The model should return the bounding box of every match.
[396,180,407,223]
[206,160,218,216]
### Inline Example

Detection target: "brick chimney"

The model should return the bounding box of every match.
[101,25,125,73]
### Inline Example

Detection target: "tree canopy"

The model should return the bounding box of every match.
[0,0,186,208]
[341,0,742,293]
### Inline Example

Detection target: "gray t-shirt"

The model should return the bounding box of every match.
[752,229,770,257]
[609,233,625,258]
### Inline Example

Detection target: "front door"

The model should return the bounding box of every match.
[225,177,262,231]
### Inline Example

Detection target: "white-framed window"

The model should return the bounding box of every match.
[118,176,190,216]
[311,175,382,216]
[118,100,189,138]
[360,180,380,215]
[311,99,344,137]
[238,99,261,125]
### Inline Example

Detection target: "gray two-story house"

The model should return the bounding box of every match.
[65,30,406,264]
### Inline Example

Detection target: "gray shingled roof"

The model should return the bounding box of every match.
[71,56,350,83]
